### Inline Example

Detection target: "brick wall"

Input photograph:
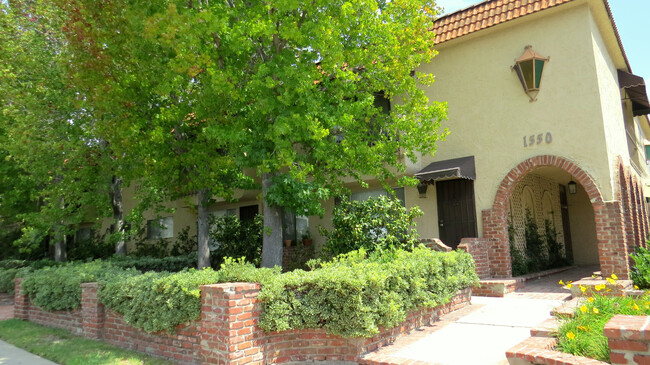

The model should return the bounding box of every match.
[14,279,471,364]
[604,315,650,365]
[420,238,452,252]
[282,244,315,272]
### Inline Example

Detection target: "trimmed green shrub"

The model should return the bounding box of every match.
[210,215,263,267]
[320,196,423,256]
[0,259,28,270]
[21,261,138,311]
[97,247,476,336]
[0,259,60,294]
[108,253,197,272]
[99,259,279,333]
[259,247,477,337]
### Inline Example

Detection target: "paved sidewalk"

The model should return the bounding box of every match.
[361,266,598,365]
[0,339,58,365]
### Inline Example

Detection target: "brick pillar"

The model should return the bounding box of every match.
[13,278,28,320]
[200,282,263,365]
[482,207,511,278]
[604,315,650,364]
[597,201,630,279]
[458,238,490,279]
[81,282,105,339]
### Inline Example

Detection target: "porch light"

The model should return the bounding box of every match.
[568,180,577,194]
[417,182,429,198]
[512,45,550,102]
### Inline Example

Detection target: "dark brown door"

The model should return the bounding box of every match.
[239,205,259,222]
[436,179,478,249]
[559,185,574,263]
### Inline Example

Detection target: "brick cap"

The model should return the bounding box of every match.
[604,315,650,340]
[200,282,261,293]
[80,282,99,288]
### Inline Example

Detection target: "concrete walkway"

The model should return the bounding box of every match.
[361,266,598,365]
[0,340,58,365]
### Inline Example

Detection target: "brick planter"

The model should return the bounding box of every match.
[506,315,650,365]
[14,279,471,364]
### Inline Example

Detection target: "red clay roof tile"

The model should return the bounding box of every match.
[432,0,575,44]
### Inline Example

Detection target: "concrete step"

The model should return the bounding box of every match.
[551,297,581,318]
[530,317,558,337]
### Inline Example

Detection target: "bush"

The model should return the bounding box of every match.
[21,261,138,311]
[0,259,60,294]
[210,215,263,267]
[67,230,115,261]
[109,253,197,272]
[96,247,476,336]
[99,259,279,333]
[258,247,477,337]
[320,195,423,256]
[630,245,650,289]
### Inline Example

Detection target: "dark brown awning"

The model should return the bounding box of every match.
[415,156,476,183]
[618,70,650,117]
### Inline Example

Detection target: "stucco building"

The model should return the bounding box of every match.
[116,0,650,279]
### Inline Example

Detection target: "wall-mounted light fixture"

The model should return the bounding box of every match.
[568,180,577,194]
[512,45,550,102]
[417,182,429,198]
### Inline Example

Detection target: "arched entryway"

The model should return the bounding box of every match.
[482,155,630,279]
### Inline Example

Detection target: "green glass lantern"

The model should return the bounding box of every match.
[512,45,550,102]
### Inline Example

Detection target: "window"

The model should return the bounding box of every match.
[209,209,236,249]
[350,187,405,206]
[282,209,309,242]
[75,228,93,243]
[147,217,174,239]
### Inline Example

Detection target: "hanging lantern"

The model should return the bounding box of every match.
[512,45,550,102]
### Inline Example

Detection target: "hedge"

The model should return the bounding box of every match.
[15,247,478,338]
[21,261,140,311]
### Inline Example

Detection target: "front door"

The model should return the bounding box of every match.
[436,179,478,249]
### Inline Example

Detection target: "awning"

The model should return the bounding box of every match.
[618,70,650,117]
[415,156,476,183]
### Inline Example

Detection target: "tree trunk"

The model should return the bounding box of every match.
[261,173,283,268]
[53,229,67,262]
[197,188,211,269]
[109,176,126,255]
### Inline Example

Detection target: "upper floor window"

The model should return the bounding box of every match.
[147,217,174,239]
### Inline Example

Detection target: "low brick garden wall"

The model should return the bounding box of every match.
[14,278,471,364]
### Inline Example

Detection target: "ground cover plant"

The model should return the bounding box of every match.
[0,319,173,365]
[555,276,650,362]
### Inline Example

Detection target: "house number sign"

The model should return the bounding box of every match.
[523,132,552,147]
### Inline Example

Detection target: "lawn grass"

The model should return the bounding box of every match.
[0,319,174,365]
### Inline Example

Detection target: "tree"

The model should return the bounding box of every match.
[4,0,448,267]
[0,1,122,260]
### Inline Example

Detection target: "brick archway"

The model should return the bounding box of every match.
[482,155,629,279]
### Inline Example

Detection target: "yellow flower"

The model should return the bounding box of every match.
[635,285,640,290]
[567,283,573,289]
[593,308,599,314]
[588,297,595,302]
[580,305,588,313]
[633,303,640,311]
[559,280,565,286]
[595,284,606,291]
[566,332,576,340]
[611,274,618,280]
[580,285,587,293]
[606,278,616,285]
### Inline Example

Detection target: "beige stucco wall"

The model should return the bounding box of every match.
[567,182,600,265]
[410,2,623,236]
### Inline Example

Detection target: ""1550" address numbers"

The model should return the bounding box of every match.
[523,132,552,147]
